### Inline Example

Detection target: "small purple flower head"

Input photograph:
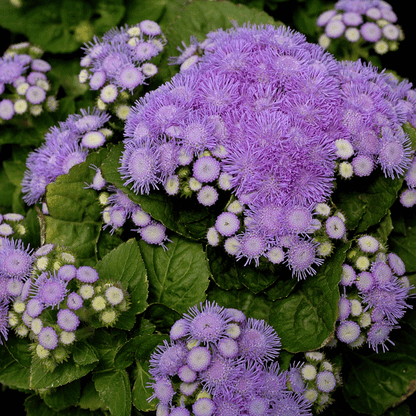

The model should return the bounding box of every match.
[272,391,312,416]
[371,261,392,286]
[26,85,46,104]
[336,320,361,344]
[57,308,80,331]
[149,340,188,378]
[31,59,51,72]
[325,20,346,38]
[199,353,241,395]
[6,278,24,297]
[0,300,8,344]
[178,365,197,383]
[170,318,189,340]
[343,12,363,26]
[236,232,267,267]
[400,189,416,207]
[117,65,143,91]
[89,70,106,90]
[184,301,233,345]
[316,371,337,393]
[197,186,219,206]
[0,238,34,279]
[361,22,382,42]
[351,155,374,177]
[81,131,106,149]
[57,264,77,282]
[170,407,191,416]
[38,326,58,350]
[186,346,212,372]
[215,212,240,237]
[287,362,306,394]
[140,20,162,36]
[0,99,15,121]
[120,142,161,194]
[356,271,375,293]
[387,253,406,276]
[192,397,215,416]
[338,296,351,321]
[358,235,379,253]
[367,321,395,353]
[76,266,99,283]
[26,299,44,318]
[238,318,281,362]
[148,377,175,405]
[140,222,168,246]
[217,337,239,359]
[33,272,68,308]
[285,205,313,234]
[326,216,346,239]
[340,264,356,286]
[193,156,221,183]
[286,239,323,280]
[66,292,83,310]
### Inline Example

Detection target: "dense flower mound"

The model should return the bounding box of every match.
[0,42,58,122]
[21,107,112,205]
[0,212,27,239]
[121,23,415,278]
[1,236,130,369]
[148,300,317,415]
[79,21,166,117]
[317,0,404,55]
[332,237,414,352]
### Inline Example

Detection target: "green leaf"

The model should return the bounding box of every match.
[389,223,416,273]
[384,403,412,416]
[373,209,394,245]
[79,380,107,412]
[403,123,416,150]
[132,361,156,412]
[91,329,128,369]
[42,379,81,411]
[333,174,403,233]
[344,324,416,415]
[93,0,126,34]
[72,342,99,366]
[95,239,149,330]
[30,358,97,390]
[144,303,182,334]
[0,336,31,390]
[60,0,93,28]
[93,369,131,416]
[268,243,351,353]
[207,245,243,291]
[45,150,107,266]
[138,234,209,313]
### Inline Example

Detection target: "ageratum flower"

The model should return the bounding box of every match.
[22,107,111,205]
[317,0,403,56]
[148,300,311,415]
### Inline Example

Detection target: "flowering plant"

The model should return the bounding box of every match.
[1,0,416,415]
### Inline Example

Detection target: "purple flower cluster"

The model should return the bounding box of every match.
[0,212,26,238]
[0,237,34,344]
[79,21,165,115]
[148,300,313,416]
[334,237,413,352]
[2,237,130,369]
[400,156,416,207]
[88,169,170,248]
[21,107,111,205]
[122,24,348,277]
[317,0,403,55]
[335,61,415,181]
[299,351,342,414]
[0,42,57,122]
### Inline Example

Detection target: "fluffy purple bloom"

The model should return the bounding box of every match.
[316,371,337,392]
[0,238,34,279]
[149,340,188,378]
[26,299,44,318]
[76,266,99,283]
[66,292,83,310]
[0,99,14,120]
[238,318,281,362]
[286,239,323,280]
[32,272,68,308]
[57,309,80,331]
[215,212,240,237]
[0,300,8,344]
[361,22,382,42]
[26,85,46,104]
[140,222,168,246]
[38,326,58,350]
[367,321,395,352]
[0,54,28,84]
[193,156,221,183]
[387,253,406,276]
[183,301,232,345]
[337,320,361,344]
[272,392,312,416]
[325,216,346,239]
[187,346,212,372]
